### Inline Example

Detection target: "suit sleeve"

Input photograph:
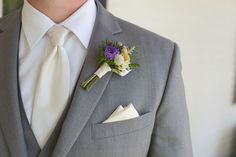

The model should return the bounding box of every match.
[147,43,193,157]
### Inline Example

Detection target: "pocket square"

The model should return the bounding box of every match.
[103,104,140,123]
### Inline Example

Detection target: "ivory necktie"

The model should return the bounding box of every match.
[32,25,70,148]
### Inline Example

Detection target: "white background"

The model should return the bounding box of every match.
[108,0,236,157]
[1,0,236,157]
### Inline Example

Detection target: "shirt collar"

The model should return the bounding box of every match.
[22,0,54,49]
[22,0,96,49]
[61,0,96,48]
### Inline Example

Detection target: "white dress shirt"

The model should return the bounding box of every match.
[19,0,97,123]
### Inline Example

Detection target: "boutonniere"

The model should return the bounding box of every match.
[81,40,140,91]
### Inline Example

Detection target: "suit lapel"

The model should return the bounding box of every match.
[52,1,122,157]
[0,10,28,157]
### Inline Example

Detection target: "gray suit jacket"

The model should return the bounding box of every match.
[0,1,193,157]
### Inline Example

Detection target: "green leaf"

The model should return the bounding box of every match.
[129,64,140,69]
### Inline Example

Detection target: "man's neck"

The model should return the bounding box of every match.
[27,0,87,23]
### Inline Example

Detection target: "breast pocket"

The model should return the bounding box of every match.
[91,111,154,140]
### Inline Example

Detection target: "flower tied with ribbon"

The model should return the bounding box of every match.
[81,40,140,91]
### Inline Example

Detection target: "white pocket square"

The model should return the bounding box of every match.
[103,104,140,123]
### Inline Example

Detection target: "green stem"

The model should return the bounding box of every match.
[81,74,99,91]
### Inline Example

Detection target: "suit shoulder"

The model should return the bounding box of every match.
[0,16,7,23]
[112,16,179,79]
[115,16,175,49]
[0,9,21,26]
[113,16,177,66]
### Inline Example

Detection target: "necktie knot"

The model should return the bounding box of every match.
[47,25,70,46]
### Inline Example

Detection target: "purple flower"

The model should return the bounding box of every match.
[104,45,120,60]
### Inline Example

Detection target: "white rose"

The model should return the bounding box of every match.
[114,55,125,66]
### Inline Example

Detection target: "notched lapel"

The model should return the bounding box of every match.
[52,1,122,157]
[0,10,28,157]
